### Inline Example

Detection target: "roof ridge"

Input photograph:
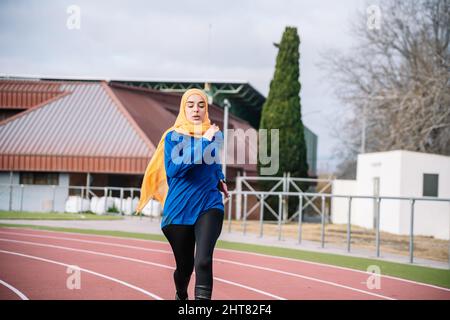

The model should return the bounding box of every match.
[0,78,102,86]
[100,82,156,156]
[110,81,252,126]
[109,82,182,97]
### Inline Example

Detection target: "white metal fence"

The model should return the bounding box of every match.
[1,180,449,267]
[225,190,450,268]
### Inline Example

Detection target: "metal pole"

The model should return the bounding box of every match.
[236,172,242,220]
[298,195,303,244]
[243,194,248,235]
[120,188,124,215]
[86,172,91,202]
[80,187,84,213]
[228,193,232,233]
[104,187,108,214]
[376,197,381,257]
[259,193,264,237]
[409,199,415,264]
[20,184,24,212]
[130,189,134,214]
[321,195,325,248]
[278,194,282,240]
[222,99,231,180]
[9,171,13,211]
[52,185,56,212]
[347,197,352,252]
[282,173,288,221]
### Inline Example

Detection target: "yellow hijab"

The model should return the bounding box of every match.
[135,88,213,213]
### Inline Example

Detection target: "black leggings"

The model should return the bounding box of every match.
[161,208,224,300]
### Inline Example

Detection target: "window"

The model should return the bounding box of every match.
[423,173,438,197]
[19,172,59,185]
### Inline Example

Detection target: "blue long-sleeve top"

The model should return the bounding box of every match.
[161,129,225,228]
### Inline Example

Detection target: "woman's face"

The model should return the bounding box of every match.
[185,94,206,124]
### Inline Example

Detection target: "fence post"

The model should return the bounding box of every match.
[120,188,124,215]
[409,199,415,264]
[228,193,232,233]
[130,189,134,214]
[282,173,289,221]
[298,194,303,244]
[243,194,248,235]
[52,185,56,212]
[104,187,108,214]
[20,184,24,212]
[257,193,264,237]
[278,194,282,240]
[9,171,13,211]
[321,195,325,248]
[236,172,242,220]
[80,187,84,213]
[347,197,352,252]
[376,197,381,258]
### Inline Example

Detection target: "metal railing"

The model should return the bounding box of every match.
[224,190,450,268]
[235,173,333,222]
[2,182,449,267]
[0,183,141,215]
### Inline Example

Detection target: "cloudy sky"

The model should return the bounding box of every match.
[0,0,369,174]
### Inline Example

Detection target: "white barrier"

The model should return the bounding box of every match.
[141,199,162,218]
[65,196,90,213]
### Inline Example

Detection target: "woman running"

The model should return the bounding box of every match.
[136,88,229,300]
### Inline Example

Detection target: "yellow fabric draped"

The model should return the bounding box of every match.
[135,88,213,213]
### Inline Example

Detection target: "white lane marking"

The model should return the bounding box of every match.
[2,227,449,292]
[0,249,162,300]
[0,279,29,300]
[0,238,286,300]
[213,258,394,300]
[0,231,393,299]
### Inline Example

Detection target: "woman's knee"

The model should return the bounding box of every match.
[195,256,213,272]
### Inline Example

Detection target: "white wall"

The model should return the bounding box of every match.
[0,172,69,212]
[330,150,450,240]
[398,151,450,239]
[330,179,357,224]
[354,151,403,233]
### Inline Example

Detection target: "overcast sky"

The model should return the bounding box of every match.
[0,0,369,174]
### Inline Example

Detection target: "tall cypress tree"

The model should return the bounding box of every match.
[259,26,308,180]
[258,26,309,219]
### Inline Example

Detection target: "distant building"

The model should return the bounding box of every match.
[331,150,450,240]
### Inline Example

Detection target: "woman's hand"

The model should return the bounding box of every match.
[203,124,219,141]
[218,180,229,198]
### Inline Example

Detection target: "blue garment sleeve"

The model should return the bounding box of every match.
[164,131,213,178]
[215,164,225,181]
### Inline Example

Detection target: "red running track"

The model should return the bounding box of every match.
[0,227,448,300]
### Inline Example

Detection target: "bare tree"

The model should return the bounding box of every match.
[321,0,450,178]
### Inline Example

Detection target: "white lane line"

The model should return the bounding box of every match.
[0,279,29,300]
[0,231,170,253]
[0,249,162,300]
[0,238,286,300]
[3,227,447,292]
[213,258,394,300]
[0,232,394,300]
